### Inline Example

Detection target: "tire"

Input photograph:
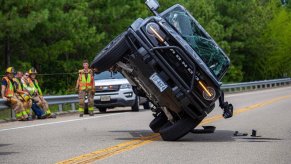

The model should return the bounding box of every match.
[98,108,107,113]
[159,116,202,141]
[131,96,140,112]
[91,32,130,72]
[149,112,168,133]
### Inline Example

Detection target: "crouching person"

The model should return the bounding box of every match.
[21,72,46,119]
[1,67,30,121]
[23,68,56,118]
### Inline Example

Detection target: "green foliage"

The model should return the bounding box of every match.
[0,0,290,94]
[260,7,291,78]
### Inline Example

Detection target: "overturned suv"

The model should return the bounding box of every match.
[91,0,233,141]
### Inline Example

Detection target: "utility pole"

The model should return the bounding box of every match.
[4,35,11,68]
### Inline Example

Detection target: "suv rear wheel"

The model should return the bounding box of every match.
[91,32,130,72]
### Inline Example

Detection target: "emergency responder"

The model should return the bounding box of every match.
[76,60,95,117]
[13,71,33,120]
[1,67,29,121]
[23,68,56,118]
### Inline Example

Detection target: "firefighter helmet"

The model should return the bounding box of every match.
[28,67,37,74]
[6,67,15,74]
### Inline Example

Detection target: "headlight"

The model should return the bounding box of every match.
[120,84,132,89]
[146,22,164,42]
[202,86,216,101]
[198,81,216,101]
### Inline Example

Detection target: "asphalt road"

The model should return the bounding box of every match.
[0,86,290,164]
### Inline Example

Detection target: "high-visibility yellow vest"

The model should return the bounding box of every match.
[78,69,94,91]
[2,77,14,97]
[28,78,43,96]
[22,78,35,96]
[13,78,23,91]
[13,78,30,101]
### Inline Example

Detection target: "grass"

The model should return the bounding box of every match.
[0,108,12,120]
[49,103,78,113]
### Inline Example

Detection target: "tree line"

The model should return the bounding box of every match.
[0,0,290,94]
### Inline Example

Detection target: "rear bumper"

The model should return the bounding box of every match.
[94,99,135,108]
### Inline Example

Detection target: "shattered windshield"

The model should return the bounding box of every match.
[162,6,229,80]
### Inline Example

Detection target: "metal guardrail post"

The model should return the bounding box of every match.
[58,104,63,112]
[71,103,76,111]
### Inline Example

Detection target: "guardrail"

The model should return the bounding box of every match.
[0,78,290,119]
[221,78,291,92]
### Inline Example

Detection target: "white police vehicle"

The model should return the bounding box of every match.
[93,71,149,112]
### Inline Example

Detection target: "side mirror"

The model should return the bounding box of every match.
[145,0,160,15]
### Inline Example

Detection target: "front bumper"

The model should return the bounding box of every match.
[94,89,136,108]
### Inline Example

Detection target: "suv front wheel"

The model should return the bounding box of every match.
[159,116,203,141]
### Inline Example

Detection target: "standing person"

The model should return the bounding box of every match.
[13,71,33,120]
[1,67,29,121]
[76,60,95,117]
[23,68,56,118]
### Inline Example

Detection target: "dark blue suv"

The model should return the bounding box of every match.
[91,0,233,141]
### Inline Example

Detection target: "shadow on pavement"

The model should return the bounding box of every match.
[111,130,236,142]
[181,130,236,142]
[238,137,282,143]
[110,130,154,140]
[111,129,283,143]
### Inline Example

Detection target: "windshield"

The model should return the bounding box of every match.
[162,6,229,80]
[94,71,124,80]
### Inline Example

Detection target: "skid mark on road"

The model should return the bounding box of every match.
[57,94,291,164]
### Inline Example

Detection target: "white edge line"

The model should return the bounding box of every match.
[0,113,125,133]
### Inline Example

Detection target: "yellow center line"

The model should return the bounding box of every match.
[57,94,291,164]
